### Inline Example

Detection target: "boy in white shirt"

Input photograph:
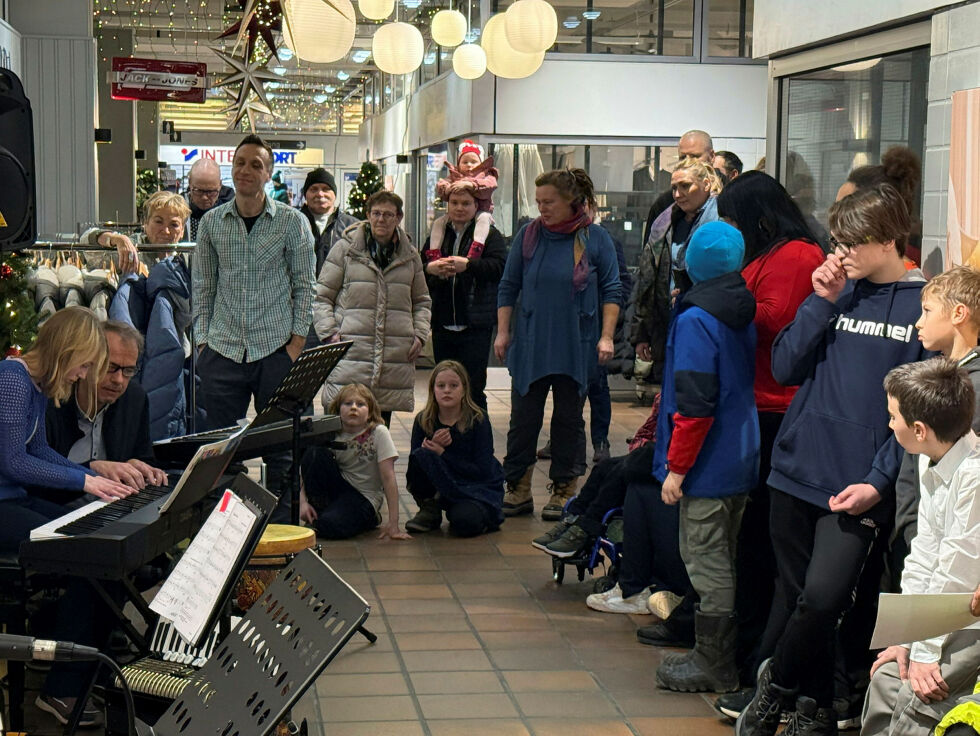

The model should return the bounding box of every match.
[862,358,980,736]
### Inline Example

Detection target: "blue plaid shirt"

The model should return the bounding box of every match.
[193,196,315,362]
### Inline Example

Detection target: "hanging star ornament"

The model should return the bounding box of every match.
[218,0,284,62]
[213,49,282,131]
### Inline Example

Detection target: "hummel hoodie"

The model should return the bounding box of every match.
[768,270,930,525]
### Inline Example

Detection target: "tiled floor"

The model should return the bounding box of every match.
[287,369,733,736]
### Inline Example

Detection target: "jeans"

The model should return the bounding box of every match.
[566,444,655,535]
[406,455,498,537]
[300,448,378,539]
[587,365,611,447]
[198,345,293,522]
[767,488,879,707]
[432,326,494,411]
[502,374,586,484]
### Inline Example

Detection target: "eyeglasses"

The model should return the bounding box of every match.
[369,210,398,221]
[829,235,861,255]
[107,363,138,378]
[190,187,221,197]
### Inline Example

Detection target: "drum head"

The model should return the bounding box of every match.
[252,523,315,559]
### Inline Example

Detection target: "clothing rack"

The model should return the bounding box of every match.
[19,240,201,433]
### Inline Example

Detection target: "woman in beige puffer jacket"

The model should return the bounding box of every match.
[313,219,432,414]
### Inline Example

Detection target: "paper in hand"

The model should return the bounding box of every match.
[870,593,979,649]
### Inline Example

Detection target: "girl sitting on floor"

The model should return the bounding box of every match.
[405,360,505,537]
[299,383,410,540]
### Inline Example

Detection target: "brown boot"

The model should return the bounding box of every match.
[541,478,578,521]
[503,467,534,516]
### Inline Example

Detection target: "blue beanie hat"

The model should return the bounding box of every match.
[685,221,745,284]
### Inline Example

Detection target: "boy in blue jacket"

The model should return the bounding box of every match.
[737,183,932,736]
[652,221,760,694]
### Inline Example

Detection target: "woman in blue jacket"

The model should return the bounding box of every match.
[494,168,621,521]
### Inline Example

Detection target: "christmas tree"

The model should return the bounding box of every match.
[347,161,384,219]
[0,253,38,355]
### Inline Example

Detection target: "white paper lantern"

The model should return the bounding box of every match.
[372,22,425,74]
[481,14,544,79]
[282,0,357,63]
[504,0,557,53]
[431,9,467,47]
[358,0,394,20]
[452,43,487,79]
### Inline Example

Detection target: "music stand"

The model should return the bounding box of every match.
[148,550,371,736]
[250,341,352,525]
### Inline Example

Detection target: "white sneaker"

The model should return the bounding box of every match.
[647,590,684,619]
[586,584,653,614]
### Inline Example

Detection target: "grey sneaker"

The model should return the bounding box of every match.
[593,439,611,464]
[531,515,578,551]
[545,523,593,558]
[36,694,104,728]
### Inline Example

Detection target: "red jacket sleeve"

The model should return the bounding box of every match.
[667,413,714,475]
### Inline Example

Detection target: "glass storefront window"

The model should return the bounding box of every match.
[706,0,752,58]
[778,48,929,243]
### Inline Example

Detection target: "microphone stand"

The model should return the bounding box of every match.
[64,653,144,736]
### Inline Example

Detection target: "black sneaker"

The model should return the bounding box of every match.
[734,659,795,736]
[536,441,552,459]
[531,515,577,551]
[715,687,755,720]
[36,694,104,728]
[545,523,592,558]
[784,696,837,736]
[592,439,611,464]
[832,695,862,731]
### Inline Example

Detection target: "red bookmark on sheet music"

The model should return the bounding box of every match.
[218,490,233,513]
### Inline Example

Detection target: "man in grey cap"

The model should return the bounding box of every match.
[300,168,359,277]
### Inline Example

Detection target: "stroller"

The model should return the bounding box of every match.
[550,506,624,593]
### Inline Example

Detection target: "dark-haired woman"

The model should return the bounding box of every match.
[495,169,621,521]
[715,171,825,697]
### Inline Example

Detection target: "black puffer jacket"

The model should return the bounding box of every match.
[423,221,506,329]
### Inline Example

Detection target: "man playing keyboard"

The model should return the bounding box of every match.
[44,321,167,501]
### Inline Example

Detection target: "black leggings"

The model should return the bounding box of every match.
[300,449,379,540]
[567,443,655,535]
[406,454,497,537]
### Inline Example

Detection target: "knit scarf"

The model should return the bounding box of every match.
[522,205,593,293]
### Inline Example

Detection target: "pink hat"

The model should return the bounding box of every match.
[457,139,485,163]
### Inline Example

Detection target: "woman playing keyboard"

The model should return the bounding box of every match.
[0,306,134,727]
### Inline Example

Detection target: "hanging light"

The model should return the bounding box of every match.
[283,0,357,63]
[503,0,557,54]
[562,15,580,28]
[431,8,467,47]
[581,8,600,20]
[482,14,545,79]
[359,0,394,20]
[452,43,486,79]
[372,21,425,74]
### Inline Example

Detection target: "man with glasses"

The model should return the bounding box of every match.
[45,321,167,498]
[185,158,234,240]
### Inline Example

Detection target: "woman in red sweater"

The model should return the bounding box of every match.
[716,171,826,704]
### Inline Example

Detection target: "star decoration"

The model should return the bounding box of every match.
[220,95,277,132]
[212,49,281,131]
[218,0,283,62]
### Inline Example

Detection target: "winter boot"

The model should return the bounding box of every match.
[541,479,577,521]
[734,659,797,736]
[655,610,739,693]
[405,497,442,532]
[783,696,837,736]
[636,592,696,647]
[503,467,534,517]
[531,514,578,551]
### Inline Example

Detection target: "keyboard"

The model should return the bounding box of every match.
[29,484,173,540]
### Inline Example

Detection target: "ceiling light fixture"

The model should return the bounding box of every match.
[562,16,580,29]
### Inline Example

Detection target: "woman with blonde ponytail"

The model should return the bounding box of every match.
[494,168,622,521]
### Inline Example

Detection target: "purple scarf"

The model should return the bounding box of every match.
[522,205,594,293]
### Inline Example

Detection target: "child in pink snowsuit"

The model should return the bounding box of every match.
[426,140,498,261]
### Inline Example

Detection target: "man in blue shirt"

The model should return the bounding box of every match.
[193,134,315,519]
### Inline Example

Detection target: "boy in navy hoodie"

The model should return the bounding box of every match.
[737,183,931,736]
[648,221,760,694]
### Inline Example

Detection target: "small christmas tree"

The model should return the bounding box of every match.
[0,253,38,355]
[347,161,384,219]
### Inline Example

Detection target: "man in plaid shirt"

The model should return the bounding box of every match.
[193,134,315,519]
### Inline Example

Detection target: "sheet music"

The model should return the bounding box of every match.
[158,424,247,513]
[870,593,980,648]
[151,489,258,644]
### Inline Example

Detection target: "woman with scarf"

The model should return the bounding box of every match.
[631,156,722,379]
[494,168,621,521]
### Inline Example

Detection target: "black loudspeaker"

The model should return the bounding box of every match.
[0,68,36,252]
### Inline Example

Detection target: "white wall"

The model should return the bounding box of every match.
[754,0,954,58]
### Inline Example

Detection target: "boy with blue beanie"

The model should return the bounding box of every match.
[653,220,760,694]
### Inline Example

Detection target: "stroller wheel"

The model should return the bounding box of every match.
[552,556,565,584]
[592,575,616,594]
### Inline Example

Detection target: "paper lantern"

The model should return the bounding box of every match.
[372,22,425,74]
[504,0,557,53]
[283,0,357,63]
[452,43,487,79]
[481,14,544,79]
[358,0,394,20]
[431,9,467,47]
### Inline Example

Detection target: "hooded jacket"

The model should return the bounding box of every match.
[300,204,360,278]
[768,271,930,524]
[313,222,432,412]
[652,271,759,497]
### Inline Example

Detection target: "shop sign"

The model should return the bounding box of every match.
[110,58,207,103]
[159,145,324,167]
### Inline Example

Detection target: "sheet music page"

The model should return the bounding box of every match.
[150,489,258,644]
[158,424,248,513]
[870,593,980,648]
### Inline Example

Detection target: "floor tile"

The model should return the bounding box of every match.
[467,613,553,631]
[527,719,636,736]
[318,695,418,722]
[427,720,531,736]
[630,716,735,736]
[461,597,544,615]
[375,583,454,599]
[385,614,472,632]
[410,670,505,695]
[394,631,482,651]
[501,670,599,692]
[417,693,519,719]
[401,649,494,671]
[382,598,465,615]
[310,722,425,736]
[489,648,582,671]
[514,691,620,718]
[611,689,718,718]
[452,582,530,598]
[477,630,566,650]
[326,650,403,674]
[315,673,410,697]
